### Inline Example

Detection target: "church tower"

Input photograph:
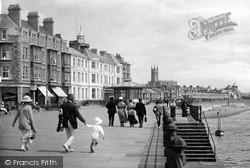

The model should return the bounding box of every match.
[151,66,159,84]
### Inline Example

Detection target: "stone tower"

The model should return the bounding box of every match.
[151,66,158,84]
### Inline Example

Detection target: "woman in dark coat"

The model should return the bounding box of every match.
[106,97,117,126]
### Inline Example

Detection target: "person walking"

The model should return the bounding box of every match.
[58,93,86,152]
[127,99,138,127]
[135,98,147,128]
[86,117,105,153]
[105,97,117,126]
[117,97,127,127]
[153,100,163,128]
[12,95,36,151]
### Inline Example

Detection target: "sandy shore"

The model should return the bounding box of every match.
[203,105,250,119]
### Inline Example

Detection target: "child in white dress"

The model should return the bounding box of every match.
[86,117,105,153]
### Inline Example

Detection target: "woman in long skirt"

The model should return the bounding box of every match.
[12,95,36,151]
[127,99,138,127]
[117,97,127,127]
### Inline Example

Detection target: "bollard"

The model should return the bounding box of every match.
[165,123,186,168]
[163,106,173,147]
[164,122,177,157]
[173,136,187,167]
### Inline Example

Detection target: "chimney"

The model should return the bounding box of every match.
[100,50,107,56]
[27,12,39,31]
[43,18,54,35]
[91,48,97,54]
[8,4,21,26]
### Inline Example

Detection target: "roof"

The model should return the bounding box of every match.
[111,81,143,89]
[69,48,88,59]
[21,20,36,31]
[82,48,120,65]
[0,14,19,28]
[143,88,158,94]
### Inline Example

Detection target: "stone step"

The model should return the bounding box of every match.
[177,132,207,135]
[176,129,207,132]
[186,142,211,146]
[186,146,213,150]
[186,157,216,162]
[185,149,214,154]
[178,135,209,140]
[183,139,209,143]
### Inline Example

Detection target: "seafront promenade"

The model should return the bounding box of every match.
[0,103,238,168]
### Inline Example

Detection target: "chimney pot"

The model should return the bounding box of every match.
[91,48,98,54]
[8,4,21,26]
[27,12,39,31]
[100,50,107,56]
[43,18,54,35]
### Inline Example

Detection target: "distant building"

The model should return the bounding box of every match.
[0,4,70,107]
[115,53,131,82]
[69,27,123,101]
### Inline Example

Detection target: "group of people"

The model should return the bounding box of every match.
[12,94,105,153]
[106,97,147,128]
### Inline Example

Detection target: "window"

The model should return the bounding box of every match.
[85,60,87,68]
[43,69,45,81]
[78,59,80,66]
[73,87,76,96]
[0,45,11,59]
[73,58,75,66]
[97,88,99,99]
[117,67,120,73]
[104,76,108,85]
[34,66,38,80]
[82,88,84,99]
[85,73,87,83]
[92,88,96,99]
[117,77,120,84]
[100,75,103,84]
[92,62,96,69]
[78,72,80,82]
[2,66,11,79]
[100,64,103,71]
[73,71,75,82]
[85,88,88,99]
[82,60,84,67]
[92,74,96,83]
[82,73,84,83]
[104,65,108,71]
[2,29,7,40]
[78,88,80,99]
[97,74,99,84]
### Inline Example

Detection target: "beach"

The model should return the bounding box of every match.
[203,105,250,119]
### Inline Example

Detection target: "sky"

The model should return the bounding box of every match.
[2,0,250,92]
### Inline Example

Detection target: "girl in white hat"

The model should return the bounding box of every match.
[86,117,105,153]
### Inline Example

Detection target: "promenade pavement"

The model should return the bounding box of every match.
[0,103,224,168]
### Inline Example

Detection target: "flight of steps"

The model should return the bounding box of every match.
[175,123,216,162]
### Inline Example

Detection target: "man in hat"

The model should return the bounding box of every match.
[135,98,147,128]
[59,93,86,152]
[105,97,117,126]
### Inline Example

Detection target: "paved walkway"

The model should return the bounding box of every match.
[0,104,224,168]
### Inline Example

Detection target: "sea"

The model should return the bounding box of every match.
[206,110,250,168]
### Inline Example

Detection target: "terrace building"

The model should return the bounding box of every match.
[0,4,70,108]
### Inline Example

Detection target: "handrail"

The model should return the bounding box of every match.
[200,106,216,156]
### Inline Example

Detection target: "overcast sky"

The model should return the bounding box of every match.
[3,0,250,92]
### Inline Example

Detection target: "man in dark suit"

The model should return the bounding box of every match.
[59,94,86,152]
[106,97,117,126]
[135,98,147,128]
